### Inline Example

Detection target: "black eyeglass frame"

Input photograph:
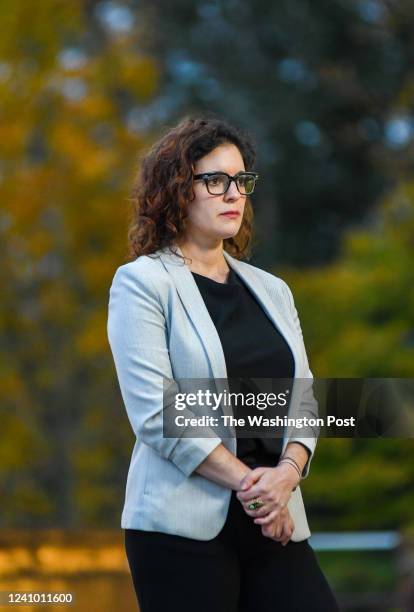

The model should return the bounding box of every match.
[193,171,260,195]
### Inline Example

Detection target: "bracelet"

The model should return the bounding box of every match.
[280,455,302,475]
[278,458,302,481]
[278,459,301,491]
[279,458,301,477]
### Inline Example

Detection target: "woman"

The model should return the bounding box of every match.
[107,116,339,611]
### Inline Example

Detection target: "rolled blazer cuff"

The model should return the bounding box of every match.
[169,437,222,477]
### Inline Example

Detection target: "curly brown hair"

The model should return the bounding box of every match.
[127,114,257,261]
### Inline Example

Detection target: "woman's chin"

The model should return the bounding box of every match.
[219,230,240,241]
[217,224,242,240]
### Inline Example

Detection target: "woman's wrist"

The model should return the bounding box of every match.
[195,443,253,491]
[276,460,301,490]
[235,467,254,491]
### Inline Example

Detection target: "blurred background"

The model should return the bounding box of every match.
[1,0,414,609]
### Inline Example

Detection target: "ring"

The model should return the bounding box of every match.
[247,497,264,510]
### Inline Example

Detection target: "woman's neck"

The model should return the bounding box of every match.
[177,240,230,282]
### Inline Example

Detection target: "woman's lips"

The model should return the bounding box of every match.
[220,211,240,218]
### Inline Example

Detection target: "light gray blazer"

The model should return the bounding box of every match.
[107,245,319,541]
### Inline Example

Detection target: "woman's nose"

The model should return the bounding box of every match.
[224,180,240,200]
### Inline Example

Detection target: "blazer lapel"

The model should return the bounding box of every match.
[158,246,228,381]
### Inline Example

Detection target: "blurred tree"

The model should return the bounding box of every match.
[0,0,158,527]
[282,184,414,530]
[136,0,414,266]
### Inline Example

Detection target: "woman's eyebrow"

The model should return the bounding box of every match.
[202,170,247,175]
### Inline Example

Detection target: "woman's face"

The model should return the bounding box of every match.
[184,143,246,247]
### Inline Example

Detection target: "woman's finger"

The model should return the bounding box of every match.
[236,485,264,502]
[261,523,274,538]
[280,521,292,546]
[281,514,295,546]
[261,520,280,540]
[253,500,287,524]
[274,521,283,539]
[237,474,294,504]
[253,508,281,526]
[239,467,267,492]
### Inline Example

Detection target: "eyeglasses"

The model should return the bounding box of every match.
[193,171,260,196]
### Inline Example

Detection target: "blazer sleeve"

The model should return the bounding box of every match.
[107,264,222,478]
[280,279,320,479]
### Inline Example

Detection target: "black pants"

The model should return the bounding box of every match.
[125,491,340,612]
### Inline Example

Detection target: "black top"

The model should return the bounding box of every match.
[192,267,295,469]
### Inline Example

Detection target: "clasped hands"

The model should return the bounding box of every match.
[236,463,300,545]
